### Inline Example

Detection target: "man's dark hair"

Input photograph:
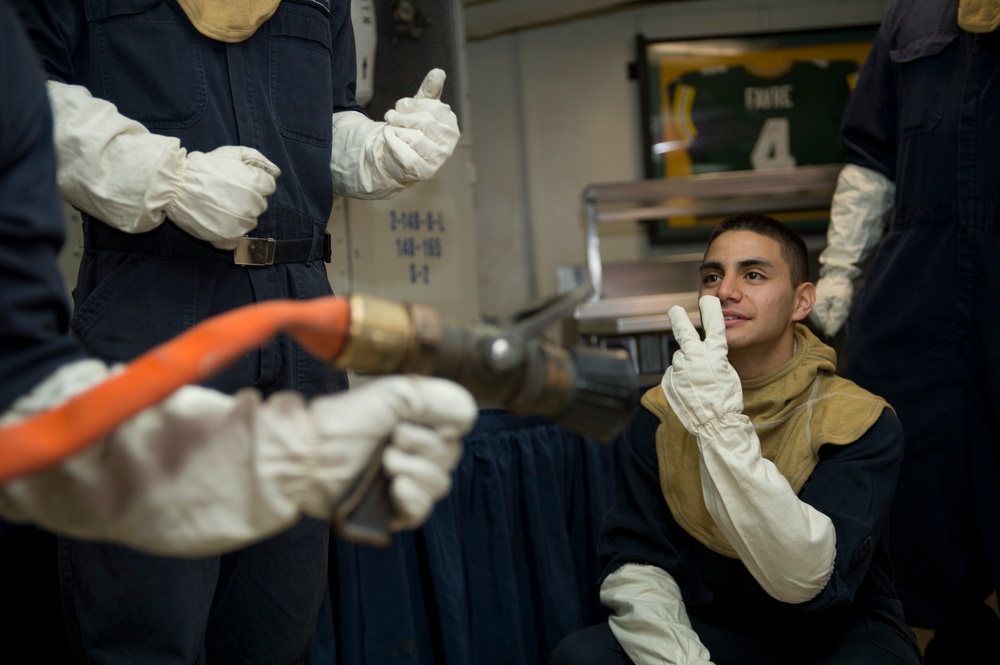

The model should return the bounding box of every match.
[707,212,810,286]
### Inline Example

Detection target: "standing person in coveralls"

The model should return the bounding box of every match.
[811,1,1000,660]
[10,0,461,662]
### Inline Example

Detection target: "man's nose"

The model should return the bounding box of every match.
[715,276,741,301]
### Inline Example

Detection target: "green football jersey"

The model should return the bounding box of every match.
[665,60,858,174]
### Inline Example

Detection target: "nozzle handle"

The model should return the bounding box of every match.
[331,443,394,547]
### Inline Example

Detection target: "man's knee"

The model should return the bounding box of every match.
[550,622,627,665]
[549,631,592,665]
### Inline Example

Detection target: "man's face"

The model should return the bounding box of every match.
[699,230,813,375]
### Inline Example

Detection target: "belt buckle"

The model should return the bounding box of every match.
[233,237,276,266]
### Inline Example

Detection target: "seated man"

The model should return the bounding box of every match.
[551,213,921,665]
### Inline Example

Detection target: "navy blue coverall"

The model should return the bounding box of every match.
[10,1,361,662]
[0,2,87,657]
[840,0,1000,635]
[0,5,84,415]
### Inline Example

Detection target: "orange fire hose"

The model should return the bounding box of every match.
[0,296,351,485]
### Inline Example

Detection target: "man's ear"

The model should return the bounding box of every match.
[791,282,816,323]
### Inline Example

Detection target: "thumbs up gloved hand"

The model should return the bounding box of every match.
[662,295,744,433]
[380,68,460,182]
[330,69,460,199]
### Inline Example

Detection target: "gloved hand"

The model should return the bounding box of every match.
[810,271,853,338]
[0,365,477,556]
[330,68,460,199]
[47,81,279,249]
[381,418,466,530]
[602,563,715,665]
[163,145,281,250]
[662,295,743,432]
[381,68,460,182]
[810,163,895,337]
[259,375,477,530]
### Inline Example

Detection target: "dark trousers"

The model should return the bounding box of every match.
[60,517,330,664]
[550,615,921,665]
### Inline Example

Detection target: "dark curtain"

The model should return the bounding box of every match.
[329,409,623,665]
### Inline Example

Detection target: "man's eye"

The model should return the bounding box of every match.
[703,274,720,284]
[746,271,764,280]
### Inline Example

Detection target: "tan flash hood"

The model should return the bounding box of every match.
[176,0,282,42]
[959,0,1000,33]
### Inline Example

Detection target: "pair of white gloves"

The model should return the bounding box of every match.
[47,68,460,248]
[602,296,836,665]
[0,361,477,557]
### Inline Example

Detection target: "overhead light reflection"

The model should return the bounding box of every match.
[652,140,690,155]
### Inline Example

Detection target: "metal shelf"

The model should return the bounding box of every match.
[581,164,841,302]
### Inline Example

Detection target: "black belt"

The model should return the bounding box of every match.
[85,224,332,266]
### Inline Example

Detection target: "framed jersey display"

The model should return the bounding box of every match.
[635,26,877,244]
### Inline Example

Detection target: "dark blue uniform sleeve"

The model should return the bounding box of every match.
[0,1,85,411]
[840,21,898,179]
[797,409,906,610]
[840,0,961,182]
[329,0,364,114]
[8,0,84,84]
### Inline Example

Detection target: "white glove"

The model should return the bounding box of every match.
[810,164,895,337]
[330,68,460,199]
[381,419,466,530]
[0,363,477,556]
[663,297,836,603]
[163,145,281,249]
[47,81,280,250]
[278,375,476,530]
[601,563,714,665]
[662,296,743,433]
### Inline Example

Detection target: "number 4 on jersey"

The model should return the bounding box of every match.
[751,117,797,170]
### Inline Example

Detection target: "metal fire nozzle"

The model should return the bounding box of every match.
[331,283,638,443]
